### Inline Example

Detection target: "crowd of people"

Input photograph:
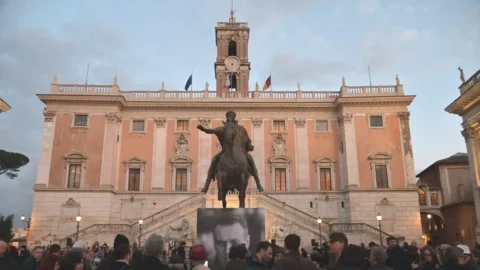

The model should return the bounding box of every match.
[1,232,479,270]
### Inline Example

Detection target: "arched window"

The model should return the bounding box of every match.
[228,40,237,56]
[231,74,237,91]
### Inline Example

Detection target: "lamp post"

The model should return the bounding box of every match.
[21,215,31,229]
[75,214,82,241]
[426,214,432,241]
[376,213,383,247]
[317,218,322,244]
[138,219,143,247]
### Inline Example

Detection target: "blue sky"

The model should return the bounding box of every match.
[0,0,479,227]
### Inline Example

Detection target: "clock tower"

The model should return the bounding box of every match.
[215,10,251,93]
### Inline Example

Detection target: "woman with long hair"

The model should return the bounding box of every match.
[412,245,442,270]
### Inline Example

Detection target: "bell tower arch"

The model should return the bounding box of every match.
[214,9,251,93]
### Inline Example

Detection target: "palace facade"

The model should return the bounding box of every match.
[29,12,422,248]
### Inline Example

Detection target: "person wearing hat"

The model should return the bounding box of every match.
[457,244,477,269]
[190,244,210,270]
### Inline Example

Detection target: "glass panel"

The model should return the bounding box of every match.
[430,193,438,204]
[370,116,383,127]
[175,168,188,191]
[74,115,88,126]
[375,165,388,188]
[177,120,189,132]
[273,121,285,132]
[68,164,81,188]
[418,189,426,204]
[319,168,332,190]
[132,120,145,132]
[275,168,287,191]
[128,168,141,191]
[316,120,328,132]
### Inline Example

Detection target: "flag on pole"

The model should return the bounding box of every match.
[184,74,192,91]
[262,75,271,91]
[224,74,232,89]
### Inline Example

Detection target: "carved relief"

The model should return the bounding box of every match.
[62,198,80,207]
[294,118,306,127]
[165,219,192,240]
[175,135,189,156]
[461,128,477,141]
[273,134,287,157]
[105,112,121,123]
[199,118,211,128]
[270,219,294,240]
[252,118,263,127]
[43,110,56,122]
[154,118,166,127]
[398,112,410,122]
[337,114,352,126]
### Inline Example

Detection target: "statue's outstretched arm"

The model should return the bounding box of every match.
[197,124,221,134]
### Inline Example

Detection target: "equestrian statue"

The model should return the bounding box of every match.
[197,111,264,208]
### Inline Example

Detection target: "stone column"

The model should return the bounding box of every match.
[35,110,57,187]
[100,112,121,189]
[294,118,310,190]
[462,127,480,242]
[252,118,265,187]
[338,114,360,188]
[152,118,167,190]
[197,118,211,190]
[399,112,417,187]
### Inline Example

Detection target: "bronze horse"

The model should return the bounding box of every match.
[215,121,250,208]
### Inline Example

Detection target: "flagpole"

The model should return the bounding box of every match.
[270,71,272,91]
[191,71,193,91]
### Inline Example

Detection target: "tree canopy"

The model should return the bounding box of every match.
[0,213,14,243]
[0,149,29,179]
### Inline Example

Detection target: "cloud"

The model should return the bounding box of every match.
[269,51,353,88]
[0,23,140,226]
[276,31,289,42]
[357,0,381,15]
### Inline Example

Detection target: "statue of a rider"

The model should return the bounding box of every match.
[197,110,264,193]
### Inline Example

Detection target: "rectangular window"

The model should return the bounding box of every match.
[274,168,287,191]
[370,116,384,127]
[74,115,88,127]
[273,120,286,133]
[128,168,141,191]
[132,120,145,132]
[176,120,189,132]
[67,164,81,188]
[375,165,389,188]
[319,168,332,190]
[418,190,426,204]
[175,168,188,191]
[316,120,328,132]
[430,192,439,205]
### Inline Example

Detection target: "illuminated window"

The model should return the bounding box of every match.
[275,168,287,191]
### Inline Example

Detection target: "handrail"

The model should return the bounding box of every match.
[330,223,394,239]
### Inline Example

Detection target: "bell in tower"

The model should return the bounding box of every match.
[214,8,251,93]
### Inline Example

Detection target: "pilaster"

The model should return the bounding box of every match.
[398,112,417,188]
[152,118,167,190]
[462,127,480,242]
[197,118,212,190]
[252,118,265,187]
[294,118,310,190]
[35,110,57,187]
[100,112,121,189]
[338,114,360,188]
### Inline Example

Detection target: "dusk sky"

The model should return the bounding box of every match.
[0,0,478,227]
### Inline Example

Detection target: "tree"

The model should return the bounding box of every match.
[0,213,14,243]
[0,149,29,179]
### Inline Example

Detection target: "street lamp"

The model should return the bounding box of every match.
[427,214,431,219]
[138,219,144,247]
[21,215,31,229]
[75,214,82,241]
[376,213,383,246]
[317,218,322,244]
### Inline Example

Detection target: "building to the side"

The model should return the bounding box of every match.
[446,68,480,244]
[417,153,477,248]
[28,11,422,248]
[0,98,11,113]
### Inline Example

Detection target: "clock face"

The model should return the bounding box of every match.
[225,57,240,72]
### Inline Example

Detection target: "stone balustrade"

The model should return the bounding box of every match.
[49,83,405,102]
[460,70,480,94]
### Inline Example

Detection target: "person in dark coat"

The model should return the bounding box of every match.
[369,247,393,270]
[38,244,61,270]
[59,251,83,270]
[272,234,317,270]
[98,234,130,270]
[246,241,272,270]
[18,245,31,267]
[385,237,411,270]
[0,241,20,270]
[21,246,43,270]
[335,245,365,270]
[224,244,248,270]
[110,244,131,270]
[138,233,170,270]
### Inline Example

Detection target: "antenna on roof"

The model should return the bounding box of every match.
[368,65,372,87]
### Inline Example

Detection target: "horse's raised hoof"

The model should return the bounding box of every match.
[257,185,264,192]
[200,187,208,193]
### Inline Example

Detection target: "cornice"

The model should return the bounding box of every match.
[334,96,415,106]
[445,86,480,116]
